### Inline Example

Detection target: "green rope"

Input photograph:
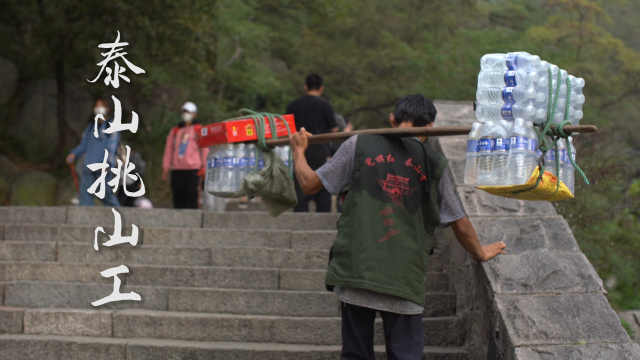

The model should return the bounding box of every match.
[239,109,294,178]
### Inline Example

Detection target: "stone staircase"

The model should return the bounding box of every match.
[0,206,468,359]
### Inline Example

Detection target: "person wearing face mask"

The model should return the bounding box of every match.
[162,101,208,209]
[66,97,121,206]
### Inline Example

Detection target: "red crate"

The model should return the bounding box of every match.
[198,114,296,147]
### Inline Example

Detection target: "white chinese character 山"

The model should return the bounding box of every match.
[94,208,139,251]
[91,265,142,307]
[93,95,139,138]
[87,30,146,89]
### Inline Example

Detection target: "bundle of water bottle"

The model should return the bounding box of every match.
[205,143,291,197]
[464,51,586,195]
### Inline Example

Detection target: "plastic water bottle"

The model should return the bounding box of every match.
[505,52,541,71]
[206,145,221,193]
[464,122,482,185]
[476,120,509,185]
[221,144,235,193]
[257,149,265,170]
[557,140,567,185]
[476,103,538,122]
[543,137,559,178]
[477,59,541,88]
[476,86,543,105]
[506,118,538,185]
[480,53,507,70]
[477,69,532,88]
[475,121,494,186]
[493,120,511,185]
[282,145,291,168]
[235,143,247,190]
[569,76,585,125]
[246,144,257,172]
[565,137,576,193]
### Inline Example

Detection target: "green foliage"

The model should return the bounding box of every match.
[621,318,635,339]
[0,0,638,308]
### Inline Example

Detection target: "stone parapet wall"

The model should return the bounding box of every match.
[433,101,640,360]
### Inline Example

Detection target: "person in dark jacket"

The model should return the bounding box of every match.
[286,73,337,212]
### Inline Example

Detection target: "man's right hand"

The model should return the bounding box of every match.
[479,241,507,261]
[65,153,75,165]
[290,127,312,154]
[162,169,169,182]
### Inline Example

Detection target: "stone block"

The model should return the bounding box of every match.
[290,230,336,250]
[0,206,66,224]
[483,251,603,294]
[495,293,628,346]
[0,334,126,360]
[0,306,23,333]
[56,225,95,243]
[210,247,328,269]
[24,308,112,337]
[168,288,339,317]
[514,342,640,360]
[279,269,326,291]
[471,216,578,254]
[4,224,60,241]
[0,241,56,261]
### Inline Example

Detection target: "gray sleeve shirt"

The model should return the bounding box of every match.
[316,135,466,314]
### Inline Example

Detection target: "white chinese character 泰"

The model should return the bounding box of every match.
[94,208,139,251]
[87,30,146,89]
[93,95,139,138]
[91,265,142,307]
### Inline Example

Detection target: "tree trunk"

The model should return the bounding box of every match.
[53,58,69,165]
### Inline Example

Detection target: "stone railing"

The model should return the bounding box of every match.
[433,100,640,359]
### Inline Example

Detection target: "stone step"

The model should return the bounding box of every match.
[0,334,469,360]
[0,307,464,346]
[2,224,337,250]
[2,281,455,317]
[0,206,67,225]
[201,212,339,230]
[0,242,451,278]
[61,243,329,269]
[0,241,56,262]
[0,207,341,230]
[0,262,450,292]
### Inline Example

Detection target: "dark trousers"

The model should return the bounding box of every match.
[294,178,331,212]
[340,302,424,360]
[170,170,199,209]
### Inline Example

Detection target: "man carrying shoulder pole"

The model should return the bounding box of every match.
[290,94,506,360]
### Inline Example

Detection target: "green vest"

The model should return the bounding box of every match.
[325,134,447,305]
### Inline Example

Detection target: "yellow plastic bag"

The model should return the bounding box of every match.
[477,166,574,201]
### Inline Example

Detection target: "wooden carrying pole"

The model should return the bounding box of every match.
[265,124,599,147]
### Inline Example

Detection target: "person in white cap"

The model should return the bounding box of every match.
[162,101,208,208]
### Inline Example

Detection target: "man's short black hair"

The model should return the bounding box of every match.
[393,94,437,127]
[305,73,323,90]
